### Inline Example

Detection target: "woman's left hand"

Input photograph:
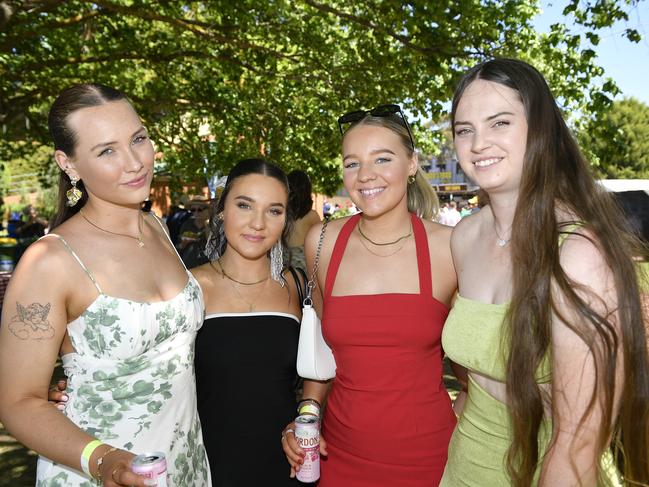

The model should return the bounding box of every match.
[48,379,68,410]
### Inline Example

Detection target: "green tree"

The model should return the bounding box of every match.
[0,0,644,193]
[579,97,649,179]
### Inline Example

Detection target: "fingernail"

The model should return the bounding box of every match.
[61,394,68,401]
[56,404,65,411]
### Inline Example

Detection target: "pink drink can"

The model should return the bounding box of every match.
[295,414,320,483]
[131,452,168,487]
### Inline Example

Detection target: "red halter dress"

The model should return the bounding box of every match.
[319,213,456,486]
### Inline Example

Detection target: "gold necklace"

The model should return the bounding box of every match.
[212,259,270,285]
[212,261,269,311]
[358,220,412,246]
[79,208,144,247]
[358,229,409,257]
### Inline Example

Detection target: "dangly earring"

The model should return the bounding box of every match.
[205,213,226,261]
[270,242,284,284]
[66,175,83,207]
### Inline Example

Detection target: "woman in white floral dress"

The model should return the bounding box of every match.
[0,84,210,486]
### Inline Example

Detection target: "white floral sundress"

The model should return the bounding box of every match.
[36,231,211,487]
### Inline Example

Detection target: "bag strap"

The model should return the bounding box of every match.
[305,218,328,305]
[286,266,307,306]
[296,266,308,300]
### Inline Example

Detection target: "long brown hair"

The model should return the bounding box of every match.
[451,59,649,485]
[341,114,440,220]
[48,84,128,229]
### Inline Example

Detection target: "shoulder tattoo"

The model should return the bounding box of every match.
[9,302,55,340]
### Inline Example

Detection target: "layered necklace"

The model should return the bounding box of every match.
[210,259,270,311]
[79,208,144,247]
[358,220,412,246]
[357,220,413,258]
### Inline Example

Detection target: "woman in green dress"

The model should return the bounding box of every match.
[440,59,649,486]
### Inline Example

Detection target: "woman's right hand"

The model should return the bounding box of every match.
[96,448,149,487]
[281,421,328,478]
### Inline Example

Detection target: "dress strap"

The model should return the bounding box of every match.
[558,222,585,247]
[147,212,189,271]
[324,214,361,298]
[40,234,103,294]
[411,214,432,297]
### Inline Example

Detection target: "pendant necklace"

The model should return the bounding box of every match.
[79,208,144,247]
[211,260,269,311]
[493,220,512,247]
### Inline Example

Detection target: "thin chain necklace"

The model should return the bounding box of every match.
[493,220,512,247]
[211,260,269,311]
[358,228,409,257]
[79,208,144,247]
[358,220,413,246]
[212,259,270,285]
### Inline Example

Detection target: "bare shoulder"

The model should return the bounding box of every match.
[451,210,481,239]
[305,215,351,255]
[10,237,71,286]
[1,237,71,338]
[190,262,214,289]
[450,210,484,253]
[421,219,452,245]
[558,227,612,293]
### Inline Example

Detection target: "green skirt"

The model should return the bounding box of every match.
[440,375,622,486]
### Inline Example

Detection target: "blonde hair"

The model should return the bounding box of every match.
[342,115,439,220]
[408,167,439,220]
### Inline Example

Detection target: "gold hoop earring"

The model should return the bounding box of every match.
[66,176,83,207]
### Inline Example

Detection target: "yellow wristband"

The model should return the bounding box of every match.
[80,439,103,477]
[298,403,320,416]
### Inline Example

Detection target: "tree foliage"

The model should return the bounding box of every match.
[0,0,643,194]
[579,97,649,179]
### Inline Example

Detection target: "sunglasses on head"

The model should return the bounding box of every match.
[337,104,415,150]
[189,207,207,213]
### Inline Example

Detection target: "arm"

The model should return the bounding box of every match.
[0,241,146,486]
[282,221,333,477]
[539,234,621,486]
[449,360,468,416]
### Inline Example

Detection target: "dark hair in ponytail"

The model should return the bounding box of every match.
[48,84,127,230]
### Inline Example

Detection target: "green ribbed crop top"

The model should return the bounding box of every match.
[443,260,649,384]
[441,295,551,383]
[441,225,596,384]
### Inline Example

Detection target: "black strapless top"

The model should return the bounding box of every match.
[195,312,300,487]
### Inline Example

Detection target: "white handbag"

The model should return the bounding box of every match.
[296,220,336,381]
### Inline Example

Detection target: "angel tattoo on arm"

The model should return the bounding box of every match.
[9,303,55,340]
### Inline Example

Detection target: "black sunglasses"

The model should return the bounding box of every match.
[337,104,415,150]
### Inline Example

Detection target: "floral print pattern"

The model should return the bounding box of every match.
[36,274,211,486]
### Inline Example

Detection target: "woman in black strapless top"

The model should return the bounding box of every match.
[191,158,306,486]
[195,311,300,486]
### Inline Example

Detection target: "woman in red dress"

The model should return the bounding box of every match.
[282,105,458,486]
